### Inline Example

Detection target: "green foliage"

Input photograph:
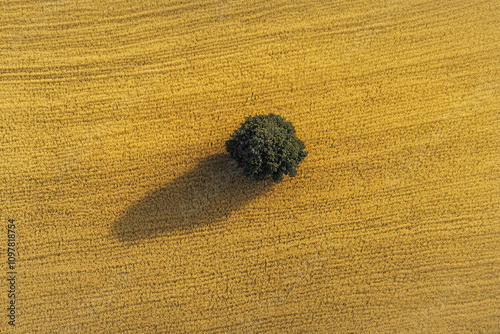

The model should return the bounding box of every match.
[225,114,308,183]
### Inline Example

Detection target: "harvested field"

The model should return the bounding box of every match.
[1,0,499,332]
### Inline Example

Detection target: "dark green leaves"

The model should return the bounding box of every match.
[226,114,307,183]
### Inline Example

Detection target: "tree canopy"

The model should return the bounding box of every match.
[225,114,308,183]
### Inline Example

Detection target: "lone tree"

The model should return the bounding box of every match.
[226,113,307,183]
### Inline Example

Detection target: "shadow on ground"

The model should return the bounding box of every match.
[112,153,275,242]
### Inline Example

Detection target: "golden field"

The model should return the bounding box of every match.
[1,0,499,332]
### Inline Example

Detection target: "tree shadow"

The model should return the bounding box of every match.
[112,153,275,242]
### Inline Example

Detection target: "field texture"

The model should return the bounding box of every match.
[1,0,499,332]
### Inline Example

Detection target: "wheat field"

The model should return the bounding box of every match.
[1,0,499,332]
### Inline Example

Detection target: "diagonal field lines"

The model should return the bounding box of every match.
[1,0,499,332]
